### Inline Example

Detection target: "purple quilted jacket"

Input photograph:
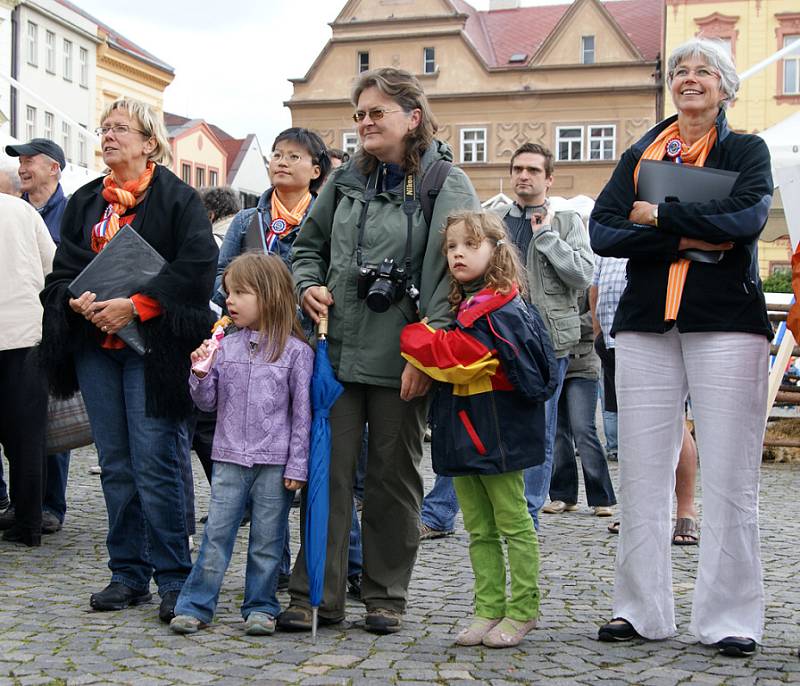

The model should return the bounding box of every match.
[188,328,313,481]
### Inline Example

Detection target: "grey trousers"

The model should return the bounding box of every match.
[288,382,427,618]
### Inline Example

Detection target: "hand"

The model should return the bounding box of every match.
[190,339,215,377]
[628,201,658,226]
[301,286,334,324]
[400,362,432,401]
[678,237,734,252]
[284,479,305,491]
[88,297,135,334]
[69,291,97,317]
[531,205,555,232]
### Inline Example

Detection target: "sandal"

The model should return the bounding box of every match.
[607,521,620,534]
[672,517,699,546]
[482,617,537,648]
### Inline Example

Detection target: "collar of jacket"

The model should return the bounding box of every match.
[631,108,731,158]
[457,285,518,327]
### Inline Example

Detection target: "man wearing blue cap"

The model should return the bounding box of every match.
[3,138,69,535]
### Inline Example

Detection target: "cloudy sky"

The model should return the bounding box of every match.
[75,0,561,147]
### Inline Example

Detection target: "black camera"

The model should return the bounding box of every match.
[357,258,409,313]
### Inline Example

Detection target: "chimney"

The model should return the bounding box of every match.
[489,0,521,10]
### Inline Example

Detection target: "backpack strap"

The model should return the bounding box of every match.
[419,159,453,228]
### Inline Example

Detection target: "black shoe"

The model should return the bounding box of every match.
[159,590,180,624]
[0,506,15,530]
[199,515,208,524]
[715,636,756,657]
[41,511,62,534]
[2,524,41,547]
[347,574,361,601]
[365,608,402,634]
[598,617,639,642]
[90,582,152,611]
[277,573,290,591]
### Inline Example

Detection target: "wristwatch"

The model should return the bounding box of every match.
[652,205,659,227]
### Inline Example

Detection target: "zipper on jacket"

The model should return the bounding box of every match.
[489,394,508,472]
[742,281,750,294]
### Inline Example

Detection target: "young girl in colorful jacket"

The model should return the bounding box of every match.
[401,210,556,648]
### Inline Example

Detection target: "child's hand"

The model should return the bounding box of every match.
[284,478,305,491]
[190,339,214,377]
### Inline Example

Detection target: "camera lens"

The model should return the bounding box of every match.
[366,278,395,312]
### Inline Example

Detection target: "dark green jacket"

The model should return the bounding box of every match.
[292,140,479,388]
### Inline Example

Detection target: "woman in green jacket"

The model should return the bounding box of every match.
[278,67,479,634]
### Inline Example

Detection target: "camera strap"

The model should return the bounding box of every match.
[355,169,378,267]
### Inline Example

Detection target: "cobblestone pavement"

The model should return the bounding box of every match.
[1,445,798,685]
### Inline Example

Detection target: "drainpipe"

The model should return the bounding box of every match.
[9,4,18,138]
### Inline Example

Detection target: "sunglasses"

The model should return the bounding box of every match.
[352,108,403,123]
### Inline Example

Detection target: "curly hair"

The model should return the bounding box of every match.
[199,186,240,223]
[443,210,526,310]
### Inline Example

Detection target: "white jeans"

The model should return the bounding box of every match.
[613,329,768,643]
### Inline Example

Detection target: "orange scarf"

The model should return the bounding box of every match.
[91,160,155,252]
[271,191,311,233]
[633,122,717,321]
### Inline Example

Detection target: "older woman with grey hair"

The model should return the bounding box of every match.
[590,38,773,656]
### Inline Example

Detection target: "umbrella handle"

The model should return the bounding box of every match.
[318,286,329,340]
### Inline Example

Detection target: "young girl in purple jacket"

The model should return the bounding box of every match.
[171,253,313,636]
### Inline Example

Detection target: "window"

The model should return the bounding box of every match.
[784,35,800,95]
[556,127,583,161]
[44,112,54,140]
[78,127,87,166]
[357,51,369,73]
[63,39,73,81]
[209,169,218,187]
[45,31,55,72]
[79,47,89,87]
[423,47,436,74]
[26,106,36,140]
[181,163,192,185]
[588,125,615,160]
[195,167,205,187]
[581,35,595,65]
[62,122,71,162]
[27,22,38,66]
[343,132,358,156]
[460,128,486,163]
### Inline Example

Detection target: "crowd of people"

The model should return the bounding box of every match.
[0,38,778,657]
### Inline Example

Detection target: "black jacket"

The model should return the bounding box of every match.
[589,109,773,340]
[40,164,218,419]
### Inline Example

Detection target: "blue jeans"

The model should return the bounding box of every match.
[74,346,191,595]
[523,356,569,529]
[549,377,616,507]
[176,462,293,622]
[420,473,460,531]
[348,501,362,578]
[43,450,70,522]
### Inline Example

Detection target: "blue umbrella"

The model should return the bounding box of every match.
[305,299,343,640]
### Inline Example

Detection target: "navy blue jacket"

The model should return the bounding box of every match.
[25,183,67,244]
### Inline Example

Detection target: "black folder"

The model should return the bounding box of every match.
[68,225,165,355]
[637,159,739,263]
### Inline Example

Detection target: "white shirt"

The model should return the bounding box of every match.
[0,194,56,350]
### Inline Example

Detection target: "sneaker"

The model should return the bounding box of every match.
[90,582,152,611]
[455,616,502,646]
[41,511,63,534]
[482,617,537,648]
[170,614,206,634]
[244,611,276,635]
[277,604,343,631]
[541,500,578,514]
[159,590,180,623]
[593,506,614,518]
[419,523,454,540]
[365,607,402,634]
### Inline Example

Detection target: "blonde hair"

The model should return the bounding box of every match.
[222,254,307,362]
[444,210,525,310]
[99,98,173,166]
[351,68,438,175]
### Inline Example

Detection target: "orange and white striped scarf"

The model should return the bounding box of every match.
[91,161,155,252]
[633,122,717,321]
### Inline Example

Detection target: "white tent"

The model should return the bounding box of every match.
[758,113,800,249]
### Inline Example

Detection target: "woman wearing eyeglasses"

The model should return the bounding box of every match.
[212,128,330,308]
[278,68,479,635]
[590,39,773,656]
[39,98,218,623]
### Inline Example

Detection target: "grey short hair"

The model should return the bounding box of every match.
[667,38,739,109]
[100,97,173,166]
[0,156,21,194]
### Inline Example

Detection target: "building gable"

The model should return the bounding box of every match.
[335,0,457,24]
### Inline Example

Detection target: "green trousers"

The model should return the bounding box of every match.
[454,471,540,621]
[288,382,427,618]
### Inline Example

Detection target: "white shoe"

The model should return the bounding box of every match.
[542,500,578,514]
[593,506,614,517]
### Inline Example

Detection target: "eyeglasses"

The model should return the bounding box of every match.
[269,151,309,165]
[352,108,403,123]
[671,66,720,80]
[95,125,149,137]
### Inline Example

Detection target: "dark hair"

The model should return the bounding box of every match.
[271,127,331,193]
[327,148,350,163]
[199,186,240,223]
[351,67,438,175]
[509,142,554,177]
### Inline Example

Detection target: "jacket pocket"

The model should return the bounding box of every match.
[540,258,567,295]
[458,410,487,455]
[546,307,580,350]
